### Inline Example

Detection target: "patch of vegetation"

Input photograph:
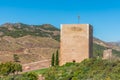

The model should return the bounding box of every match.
[51,53,55,66]
[93,43,106,57]
[40,24,59,31]
[30,68,48,74]
[22,72,38,80]
[13,54,20,62]
[0,23,60,41]
[0,62,22,76]
[0,72,38,80]
[51,50,59,66]
[0,62,38,80]
[112,49,120,57]
[43,58,120,80]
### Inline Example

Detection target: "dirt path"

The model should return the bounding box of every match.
[22,59,51,72]
[21,59,51,80]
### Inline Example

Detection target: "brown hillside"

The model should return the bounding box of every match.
[0,36,59,64]
[0,23,120,64]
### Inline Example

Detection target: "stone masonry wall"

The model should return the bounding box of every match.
[60,24,93,65]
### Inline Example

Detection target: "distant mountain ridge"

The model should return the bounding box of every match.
[0,23,60,63]
[93,37,120,51]
[0,23,119,63]
[108,42,120,47]
[0,23,120,51]
[0,23,60,41]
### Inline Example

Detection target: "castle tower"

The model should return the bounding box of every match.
[60,24,93,65]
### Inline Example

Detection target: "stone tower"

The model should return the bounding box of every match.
[60,24,93,65]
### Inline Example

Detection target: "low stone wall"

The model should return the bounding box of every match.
[103,49,112,59]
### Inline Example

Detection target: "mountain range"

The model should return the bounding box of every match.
[0,23,119,64]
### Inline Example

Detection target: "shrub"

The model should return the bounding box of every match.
[51,53,55,66]
[23,72,38,80]
[43,58,120,80]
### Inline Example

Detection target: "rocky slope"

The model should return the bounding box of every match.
[0,36,59,63]
[0,23,119,63]
[0,23,60,63]
[0,23,60,41]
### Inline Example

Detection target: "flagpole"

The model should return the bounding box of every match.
[78,16,80,24]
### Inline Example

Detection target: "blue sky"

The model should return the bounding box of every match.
[0,0,120,42]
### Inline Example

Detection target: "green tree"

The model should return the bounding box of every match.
[51,53,55,66]
[43,58,120,80]
[0,62,22,77]
[13,54,20,62]
[13,63,22,74]
[23,72,38,80]
[55,50,59,66]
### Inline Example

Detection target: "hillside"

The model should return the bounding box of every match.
[108,42,120,46]
[94,37,120,51]
[0,23,120,64]
[107,42,120,50]
[0,23,60,41]
[0,36,59,63]
[43,58,120,80]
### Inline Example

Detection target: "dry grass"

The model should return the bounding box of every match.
[0,35,59,64]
